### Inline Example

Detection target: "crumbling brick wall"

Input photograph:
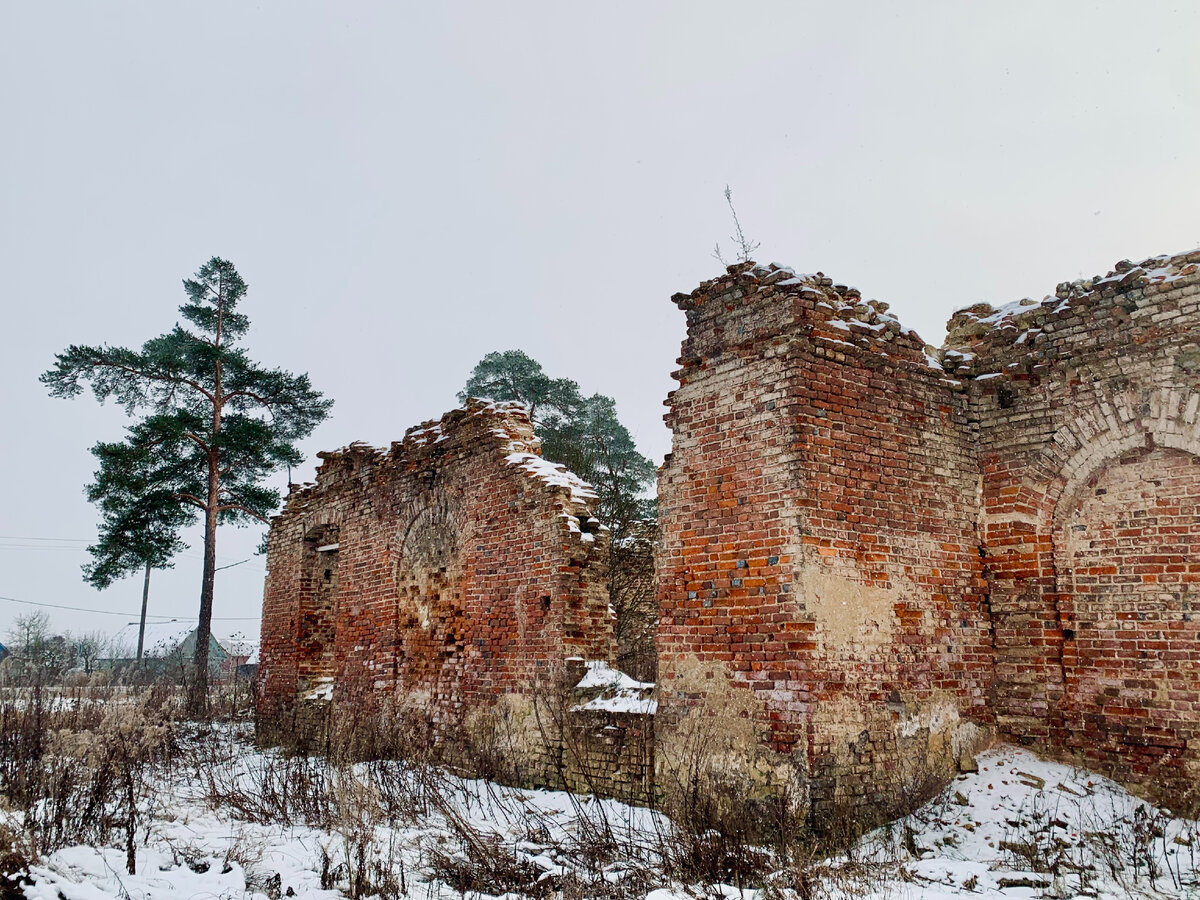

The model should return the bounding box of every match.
[257,246,1200,818]
[257,400,631,790]
[946,249,1200,794]
[658,263,995,822]
[660,250,1200,814]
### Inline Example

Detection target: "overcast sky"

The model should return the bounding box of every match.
[2,2,1198,643]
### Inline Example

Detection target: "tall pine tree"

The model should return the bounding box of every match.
[43,258,332,712]
[459,350,656,523]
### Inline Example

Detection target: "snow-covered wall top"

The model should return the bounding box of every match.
[674,259,952,381]
[940,247,1200,378]
[283,399,600,522]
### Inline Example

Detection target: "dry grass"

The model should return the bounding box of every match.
[0,684,178,874]
[10,678,1194,899]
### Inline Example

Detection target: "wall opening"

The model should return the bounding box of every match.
[395,498,467,719]
[297,525,340,698]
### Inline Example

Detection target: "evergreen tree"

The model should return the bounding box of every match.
[83,434,191,589]
[42,257,332,713]
[459,349,581,436]
[459,350,656,524]
[550,394,657,525]
[83,430,195,667]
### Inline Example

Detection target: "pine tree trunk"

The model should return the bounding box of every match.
[189,481,218,716]
[189,275,224,717]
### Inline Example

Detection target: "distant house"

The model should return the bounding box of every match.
[221,634,260,682]
[235,644,259,681]
[106,621,229,677]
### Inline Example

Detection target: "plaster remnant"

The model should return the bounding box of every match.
[803,570,898,650]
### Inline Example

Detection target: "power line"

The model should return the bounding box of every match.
[0,536,90,543]
[0,547,94,554]
[0,594,259,621]
[0,536,264,568]
[0,540,205,557]
[0,594,177,618]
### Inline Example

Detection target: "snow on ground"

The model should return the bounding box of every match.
[848,746,1200,899]
[13,725,667,900]
[11,736,1200,900]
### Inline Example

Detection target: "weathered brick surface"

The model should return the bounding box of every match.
[947,249,1200,792]
[562,708,655,799]
[659,248,1200,814]
[259,247,1200,816]
[658,263,994,817]
[257,400,640,793]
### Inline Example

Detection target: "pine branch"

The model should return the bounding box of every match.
[42,345,218,406]
[182,432,211,453]
[215,503,271,524]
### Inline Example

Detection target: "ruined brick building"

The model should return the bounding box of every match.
[257,400,612,729]
[257,400,653,798]
[259,247,1200,815]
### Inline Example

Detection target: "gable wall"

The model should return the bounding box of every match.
[257,401,614,766]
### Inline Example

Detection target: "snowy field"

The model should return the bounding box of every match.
[8,725,1200,900]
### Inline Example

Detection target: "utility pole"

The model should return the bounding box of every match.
[136,562,151,663]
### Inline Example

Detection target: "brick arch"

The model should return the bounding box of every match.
[1048,446,1200,782]
[983,383,1200,745]
[1045,384,1200,515]
[1041,384,1200,785]
[393,490,471,717]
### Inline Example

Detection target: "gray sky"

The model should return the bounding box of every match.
[2,2,1198,643]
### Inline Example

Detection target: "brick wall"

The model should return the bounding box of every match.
[257,247,1200,817]
[659,249,1200,814]
[658,262,994,821]
[257,400,637,793]
[946,249,1200,793]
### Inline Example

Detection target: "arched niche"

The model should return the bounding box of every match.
[394,493,468,709]
[1052,444,1200,772]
